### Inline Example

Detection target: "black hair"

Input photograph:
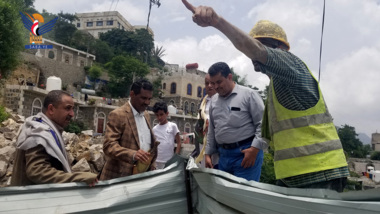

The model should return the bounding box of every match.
[42,90,71,113]
[153,101,168,113]
[208,62,231,78]
[130,78,153,95]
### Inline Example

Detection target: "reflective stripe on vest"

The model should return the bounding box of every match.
[267,70,347,179]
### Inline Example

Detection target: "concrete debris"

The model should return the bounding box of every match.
[3,132,16,141]
[72,158,91,172]
[0,146,16,163]
[0,161,8,178]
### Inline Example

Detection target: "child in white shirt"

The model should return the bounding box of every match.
[153,101,182,169]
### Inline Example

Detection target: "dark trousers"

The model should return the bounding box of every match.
[276,177,347,193]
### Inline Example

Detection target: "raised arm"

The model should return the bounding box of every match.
[182,0,268,64]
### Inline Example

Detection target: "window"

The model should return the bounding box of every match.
[203,88,206,97]
[163,83,166,89]
[118,22,121,28]
[32,98,42,116]
[96,21,103,26]
[197,86,202,98]
[77,23,80,27]
[106,20,114,25]
[191,103,195,114]
[80,60,85,67]
[184,101,189,115]
[48,50,55,59]
[170,82,176,94]
[184,123,191,133]
[64,55,70,64]
[187,84,192,96]
[87,22,93,27]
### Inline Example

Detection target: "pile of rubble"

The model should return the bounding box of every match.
[0,111,105,187]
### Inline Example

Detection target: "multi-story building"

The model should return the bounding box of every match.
[74,11,154,39]
[372,133,380,151]
[149,63,206,117]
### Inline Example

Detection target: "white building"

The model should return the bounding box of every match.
[74,11,154,39]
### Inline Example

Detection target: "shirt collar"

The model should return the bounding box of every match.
[129,101,145,117]
[224,82,239,99]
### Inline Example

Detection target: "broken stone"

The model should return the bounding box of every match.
[76,151,91,162]
[67,153,74,166]
[0,127,11,133]
[72,158,91,172]
[0,161,8,178]
[4,132,16,141]
[0,146,16,163]
[81,130,93,137]
[91,151,105,171]
[62,132,79,145]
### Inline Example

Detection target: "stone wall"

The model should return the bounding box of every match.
[21,52,86,89]
[4,85,199,135]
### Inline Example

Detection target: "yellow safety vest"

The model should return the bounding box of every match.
[262,73,347,179]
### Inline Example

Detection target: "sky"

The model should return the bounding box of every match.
[33,0,380,138]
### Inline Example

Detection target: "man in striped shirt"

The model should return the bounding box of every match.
[182,0,348,192]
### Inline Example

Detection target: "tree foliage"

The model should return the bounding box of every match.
[99,28,154,64]
[88,65,102,80]
[0,0,25,77]
[106,55,149,97]
[371,151,380,160]
[337,124,371,158]
[52,12,78,45]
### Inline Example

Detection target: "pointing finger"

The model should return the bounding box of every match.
[182,0,196,14]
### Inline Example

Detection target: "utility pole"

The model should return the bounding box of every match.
[147,0,161,30]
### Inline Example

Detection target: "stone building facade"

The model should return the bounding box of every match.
[4,85,198,135]
[372,133,380,151]
[74,11,154,39]
[150,63,207,117]
[10,39,95,89]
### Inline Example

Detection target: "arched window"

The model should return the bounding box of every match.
[187,84,192,95]
[170,82,176,94]
[32,98,42,116]
[197,86,202,97]
[96,112,106,134]
[163,83,166,90]
[190,102,195,114]
[184,101,189,115]
[203,88,207,97]
[184,122,191,133]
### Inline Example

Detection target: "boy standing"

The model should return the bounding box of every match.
[153,101,182,169]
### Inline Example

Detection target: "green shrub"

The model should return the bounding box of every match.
[0,106,10,123]
[371,151,380,161]
[345,179,362,191]
[64,120,86,134]
[349,170,360,178]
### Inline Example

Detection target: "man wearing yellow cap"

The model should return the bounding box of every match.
[182,0,348,192]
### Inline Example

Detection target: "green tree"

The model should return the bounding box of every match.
[0,0,25,77]
[337,124,369,158]
[151,45,166,67]
[88,65,102,80]
[99,28,154,64]
[371,151,380,161]
[152,75,163,98]
[231,67,247,86]
[106,55,149,97]
[53,12,78,45]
